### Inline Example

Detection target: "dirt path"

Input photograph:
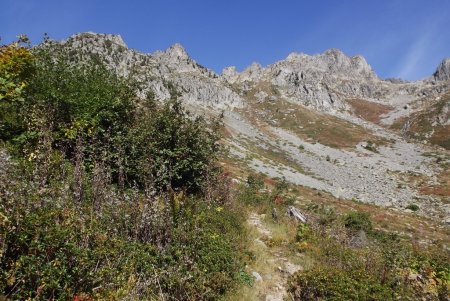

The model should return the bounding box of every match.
[227,212,306,301]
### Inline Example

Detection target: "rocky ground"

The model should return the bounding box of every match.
[223,109,450,220]
[45,32,450,222]
[227,212,304,301]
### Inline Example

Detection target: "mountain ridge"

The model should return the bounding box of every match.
[53,32,448,112]
[38,32,450,219]
[59,32,449,82]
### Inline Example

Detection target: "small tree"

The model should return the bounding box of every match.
[0,36,35,140]
[127,98,223,193]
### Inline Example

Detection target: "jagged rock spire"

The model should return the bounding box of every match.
[434,58,450,81]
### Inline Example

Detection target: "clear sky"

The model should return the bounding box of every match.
[1,0,450,80]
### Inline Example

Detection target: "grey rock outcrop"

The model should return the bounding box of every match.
[33,32,450,219]
[43,32,243,109]
[43,32,449,113]
[222,49,449,112]
[433,97,450,126]
[221,49,385,110]
[434,58,450,81]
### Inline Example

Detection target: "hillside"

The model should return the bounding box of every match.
[1,33,449,300]
[48,33,450,217]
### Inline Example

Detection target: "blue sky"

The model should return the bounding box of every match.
[1,0,449,80]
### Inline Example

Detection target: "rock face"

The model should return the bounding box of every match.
[221,50,449,111]
[42,32,449,113]
[221,49,385,110]
[434,58,450,81]
[35,32,450,219]
[43,32,243,109]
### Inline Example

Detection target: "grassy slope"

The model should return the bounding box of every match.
[222,82,450,300]
[346,98,393,124]
[392,91,450,150]
[240,86,385,150]
[221,166,450,300]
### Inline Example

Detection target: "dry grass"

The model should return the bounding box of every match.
[419,169,450,197]
[242,97,385,150]
[222,153,450,249]
[289,184,450,247]
[391,92,450,150]
[346,98,393,124]
[224,207,312,301]
[430,125,450,150]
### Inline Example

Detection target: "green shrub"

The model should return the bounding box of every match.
[0,38,245,300]
[296,223,311,242]
[237,174,269,205]
[306,204,336,225]
[288,266,395,301]
[246,173,265,191]
[405,204,420,211]
[0,172,245,300]
[126,98,222,192]
[0,38,35,140]
[342,211,372,232]
[288,210,450,301]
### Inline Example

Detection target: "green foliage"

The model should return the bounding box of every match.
[288,266,394,301]
[274,176,288,194]
[342,210,373,232]
[0,37,244,300]
[236,270,255,287]
[306,203,336,225]
[0,37,34,140]
[296,223,311,242]
[0,159,245,300]
[288,209,450,300]
[1,205,97,299]
[24,48,135,146]
[2,41,222,193]
[126,98,222,192]
[0,35,34,102]
[405,204,420,211]
[238,174,268,205]
[246,173,265,191]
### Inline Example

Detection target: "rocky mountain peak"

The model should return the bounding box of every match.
[164,43,190,61]
[67,32,127,48]
[260,49,375,84]
[241,62,264,81]
[42,32,448,113]
[221,66,239,83]
[319,49,375,78]
[286,52,308,62]
[322,48,346,60]
[152,43,204,74]
[220,49,381,111]
[434,58,450,81]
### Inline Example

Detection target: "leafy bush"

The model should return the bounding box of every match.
[0,36,34,102]
[0,37,35,140]
[126,98,222,192]
[342,210,372,232]
[2,41,223,194]
[406,204,420,211]
[21,48,135,167]
[0,158,245,300]
[288,209,450,300]
[0,37,245,300]
[296,223,311,242]
[237,174,269,205]
[288,266,394,301]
